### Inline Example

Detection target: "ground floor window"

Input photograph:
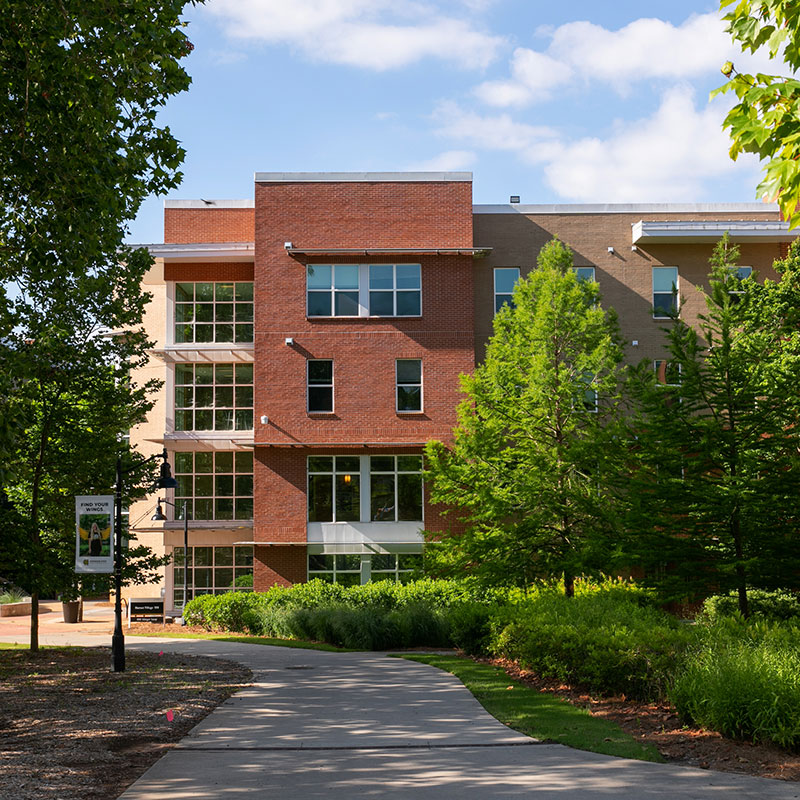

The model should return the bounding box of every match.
[307,552,422,585]
[172,544,253,607]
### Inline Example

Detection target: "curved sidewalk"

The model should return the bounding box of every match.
[3,628,799,799]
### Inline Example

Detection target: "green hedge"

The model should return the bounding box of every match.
[671,616,800,747]
[702,588,800,622]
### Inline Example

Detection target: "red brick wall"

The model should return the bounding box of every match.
[164,262,254,282]
[164,208,254,243]
[254,180,472,250]
[254,546,306,587]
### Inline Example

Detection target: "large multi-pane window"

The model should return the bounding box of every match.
[494,267,520,313]
[307,456,361,522]
[307,455,424,523]
[308,360,334,413]
[307,552,422,585]
[174,363,253,431]
[173,545,253,607]
[652,267,679,318]
[174,282,254,343]
[396,359,422,412]
[174,451,254,521]
[306,264,421,317]
[370,456,423,521]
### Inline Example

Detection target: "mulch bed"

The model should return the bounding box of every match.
[492,657,800,782]
[0,647,251,800]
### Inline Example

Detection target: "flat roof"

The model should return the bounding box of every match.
[164,199,254,209]
[632,220,797,244]
[255,171,472,183]
[474,202,780,214]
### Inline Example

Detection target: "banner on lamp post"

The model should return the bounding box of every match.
[75,495,115,574]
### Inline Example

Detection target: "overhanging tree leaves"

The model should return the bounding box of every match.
[714,0,800,226]
[625,236,800,615]
[0,1,202,650]
[425,240,626,595]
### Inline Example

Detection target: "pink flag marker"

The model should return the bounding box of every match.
[166,709,174,722]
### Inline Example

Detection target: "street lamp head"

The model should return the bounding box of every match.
[156,448,178,489]
[151,500,168,521]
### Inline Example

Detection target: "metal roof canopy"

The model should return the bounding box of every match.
[286,247,490,257]
[632,220,798,244]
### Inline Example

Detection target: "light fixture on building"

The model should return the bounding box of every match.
[631,340,639,347]
[509,195,520,203]
[285,337,294,346]
[260,415,269,425]
[607,246,615,254]
[631,245,639,252]
[284,241,293,249]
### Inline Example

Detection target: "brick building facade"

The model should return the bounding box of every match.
[127,172,795,612]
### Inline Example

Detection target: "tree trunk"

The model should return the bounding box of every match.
[29,591,38,652]
[564,571,575,598]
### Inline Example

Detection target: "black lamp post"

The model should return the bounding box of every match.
[152,498,191,623]
[112,448,177,673]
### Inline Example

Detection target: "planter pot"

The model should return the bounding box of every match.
[0,601,32,617]
[62,600,81,624]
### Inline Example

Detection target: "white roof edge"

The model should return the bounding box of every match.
[255,171,472,183]
[473,202,780,214]
[164,199,254,209]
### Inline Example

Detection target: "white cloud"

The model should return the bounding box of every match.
[474,13,779,107]
[433,89,761,202]
[405,149,476,171]
[204,0,505,70]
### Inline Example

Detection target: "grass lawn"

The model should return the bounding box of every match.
[401,654,663,763]
[128,629,353,652]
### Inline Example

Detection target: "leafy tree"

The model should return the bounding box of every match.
[0,1,201,649]
[425,240,626,595]
[625,236,800,616]
[714,0,800,226]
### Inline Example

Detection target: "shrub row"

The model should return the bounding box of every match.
[183,579,800,747]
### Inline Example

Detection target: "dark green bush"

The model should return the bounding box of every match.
[702,588,800,622]
[447,602,493,655]
[671,617,800,747]
[488,592,692,700]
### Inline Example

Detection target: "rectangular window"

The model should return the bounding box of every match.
[307,456,360,522]
[307,454,424,524]
[174,363,253,432]
[396,359,422,412]
[174,282,254,344]
[573,267,596,283]
[173,544,253,607]
[307,360,333,413]
[370,455,424,522]
[308,552,422,585]
[727,266,752,301]
[654,360,681,386]
[369,264,421,316]
[306,264,421,318]
[174,450,254,521]
[652,267,679,318]
[494,268,520,313]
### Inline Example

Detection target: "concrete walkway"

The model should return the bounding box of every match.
[2,623,799,799]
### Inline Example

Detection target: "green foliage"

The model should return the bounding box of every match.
[671,616,800,747]
[489,592,691,700]
[703,588,800,622]
[425,239,626,593]
[0,589,29,604]
[714,1,800,226]
[624,236,800,614]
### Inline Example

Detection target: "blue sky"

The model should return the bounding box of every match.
[128,0,775,244]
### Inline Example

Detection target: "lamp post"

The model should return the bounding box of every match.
[151,498,190,624]
[112,448,177,673]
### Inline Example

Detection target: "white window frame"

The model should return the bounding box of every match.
[307,454,424,524]
[573,266,596,283]
[652,267,679,319]
[174,362,254,432]
[172,281,254,344]
[306,264,422,318]
[727,266,752,298]
[369,455,425,522]
[307,359,334,414]
[493,267,520,314]
[654,360,682,387]
[174,450,254,522]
